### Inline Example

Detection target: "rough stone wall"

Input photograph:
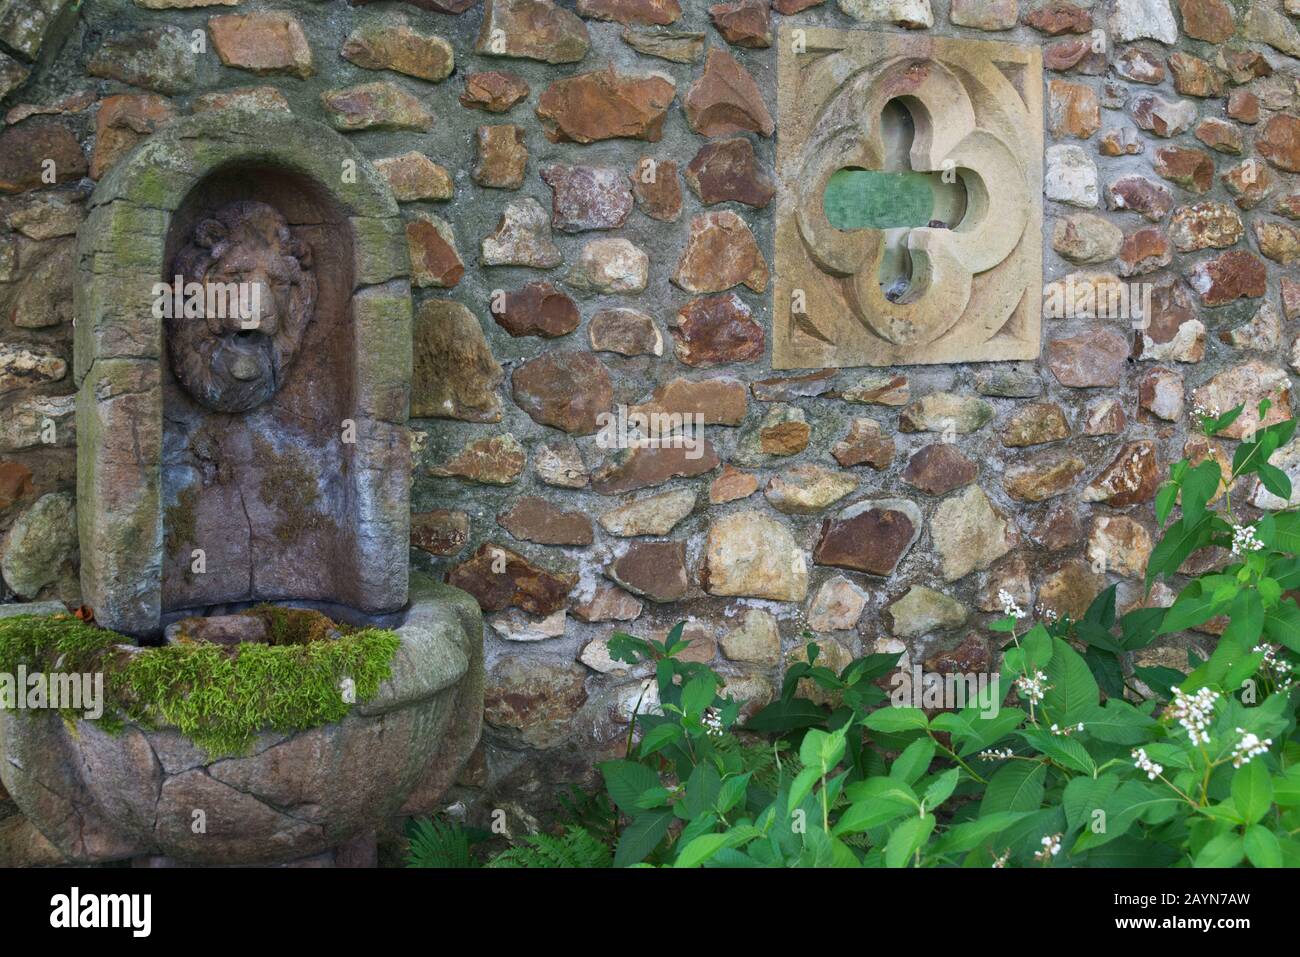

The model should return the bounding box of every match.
[1,0,1299,832]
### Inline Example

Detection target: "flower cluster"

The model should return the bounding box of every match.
[1254,643,1295,691]
[1191,403,1221,420]
[1132,747,1164,781]
[1015,670,1051,705]
[991,849,1010,868]
[1050,722,1084,736]
[998,589,1026,620]
[1231,729,1272,768]
[1231,523,1264,556]
[1033,833,1062,863]
[702,707,723,737]
[1167,686,1219,746]
[1034,604,1059,624]
[977,748,1015,761]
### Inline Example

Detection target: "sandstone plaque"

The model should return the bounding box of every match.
[774,26,1043,368]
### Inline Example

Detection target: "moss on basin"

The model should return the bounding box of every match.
[0,612,400,758]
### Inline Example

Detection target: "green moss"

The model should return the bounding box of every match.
[0,613,401,759]
[252,435,333,544]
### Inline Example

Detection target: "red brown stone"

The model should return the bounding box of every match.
[902,443,977,495]
[493,281,580,338]
[1119,226,1171,277]
[1168,52,1224,98]
[1194,118,1242,155]
[430,434,526,485]
[511,352,613,434]
[1047,330,1129,388]
[683,48,774,138]
[91,94,174,180]
[709,464,757,503]
[536,67,676,144]
[673,211,769,293]
[576,0,681,23]
[1106,175,1174,221]
[1154,146,1214,193]
[772,0,825,10]
[0,460,33,511]
[1227,90,1259,125]
[670,292,764,366]
[608,541,688,602]
[1177,0,1235,43]
[411,509,470,556]
[1113,48,1165,84]
[0,121,86,193]
[407,215,464,288]
[814,504,918,576]
[472,124,528,189]
[1023,2,1092,34]
[592,442,720,494]
[1259,114,1300,173]
[683,136,776,208]
[1186,251,1267,306]
[708,0,771,48]
[459,71,530,112]
[629,375,748,425]
[541,164,634,231]
[832,418,894,470]
[498,496,594,546]
[1083,441,1160,507]
[447,542,577,615]
[630,156,683,222]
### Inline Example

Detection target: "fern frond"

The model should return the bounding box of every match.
[405,817,480,868]
[488,826,613,869]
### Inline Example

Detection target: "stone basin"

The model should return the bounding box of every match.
[0,576,482,866]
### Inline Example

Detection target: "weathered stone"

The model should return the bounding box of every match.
[1256,219,1300,265]
[9,240,73,329]
[670,293,764,366]
[1129,92,1197,138]
[931,485,1014,581]
[406,213,464,288]
[709,465,757,503]
[765,465,857,515]
[210,12,314,79]
[0,460,33,512]
[1178,0,1235,42]
[683,48,773,137]
[1083,440,1159,505]
[684,138,775,208]
[321,82,434,131]
[0,345,65,395]
[341,16,453,82]
[567,238,649,294]
[1221,300,1282,353]
[481,197,562,268]
[813,498,921,576]
[1119,226,1171,277]
[190,86,290,114]
[1044,144,1098,208]
[1098,127,1144,157]
[0,492,75,599]
[630,156,682,222]
[373,152,453,203]
[536,67,675,143]
[1140,277,1205,363]
[1227,90,1259,125]
[410,509,470,556]
[0,121,85,193]
[1279,195,1300,221]
[838,0,934,28]
[1168,52,1224,98]
[449,543,575,616]
[1154,147,1214,194]
[1052,212,1122,264]
[837,373,909,406]
[1106,175,1173,221]
[493,281,579,338]
[1047,79,1099,139]
[673,211,768,294]
[1138,366,1184,421]
[1033,501,1083,549]
[1043,36,1105,74]
[577,0,682,23]
[599,488,695,537]
[620,26,704,63]
[490,608,567,643]
[902,443,977,495]
[1185,251,1267,306]
[1003,450,1086,501]
[1245,5,1300,60]
[888,586,967,638]
[709,0,772,48]
[755,404,809,456]
[498,497,593,546]
[975,365,1043,398]
[1109,0,1177,42]
[1222,160,1273,211]
[573,584,642,623]
[702,510,807,601]
[1113,48,1165,85]
[460,71,529,113]
[88,26,197,94]
[542,164,633,231]
[473,125,528,189]
[1001,402,1069,447]
[475,0,590,63]
[0,395,74,452]
[589,308,662,356]
[899,393,993,434]
[720,608,780,664]
[806,575,866,632]
[535,439,589,489]
[430,434,526,485]
[1037,561,1103,621]
[1193,119,1241,157]
[412,299,503,422]
[1169,202,1245,255]
[0,190,84,241]
[90,94,174,180]
[1046,330,1128,387]
[832,418,894,469]
[484,657,587,748]
[629,375,748,425]
[591,442,719,494]
[1191,361,1292,439]
[752,370,837,402]
[1024,2,1092,33]
[511,352,613,434]
[608,541,688,602]
[949,0,1017,29]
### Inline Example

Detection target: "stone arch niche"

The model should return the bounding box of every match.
[75,111,412,636]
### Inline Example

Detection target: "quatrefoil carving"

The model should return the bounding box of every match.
[774,28,1043,369]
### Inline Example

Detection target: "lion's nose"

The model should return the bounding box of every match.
[239,279,279,334]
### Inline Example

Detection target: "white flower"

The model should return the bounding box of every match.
[1168,686,1219,746]
[1231,728,1272,768]
[1015,670,1051,705]
[977,747,1014,761]
[1232,523,1264,556]
[1034,833,1062,862]
[991,849,1010,868]
[998,588,1026,620]
[1192,404,1220,419]
[1132,747,1164,781]
[702,707,723,737]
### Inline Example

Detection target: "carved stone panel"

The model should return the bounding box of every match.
[774,27,1043,368]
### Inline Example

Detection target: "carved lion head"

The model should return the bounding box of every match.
[167,200,317,413]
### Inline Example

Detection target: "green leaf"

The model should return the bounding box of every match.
[1018,729,1096,775]
[864,707,930,733]
[637,722,683,758]
[787,766,820,816]
[1263,599,1300,653]
[832,797,911,836]
[1180,458,1222,527]
[890,738,937,785]
[1063,775,1119,832]
[680,673,717,718]
[933,811,1029,855]
[1082,699,1157,745]
[744,697,829,733]
[922,768,960,809]
[1146,515,1213,586]
[980,760,1046,815]
[930,707,1026,759]
[1159,585,1228,635]
[673,833,731,868]
[1244,825,1283,869]
[1257,463,1293,501]
[1194,831,1245,869]
[1231,760,1273,825]
[599,760,662,817]
[1155,481,1179,527]
[884,814,935,868]
[1041,638,1099,726]
[614,808,674,867]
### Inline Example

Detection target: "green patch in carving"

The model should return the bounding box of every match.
[823,169,936,230]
